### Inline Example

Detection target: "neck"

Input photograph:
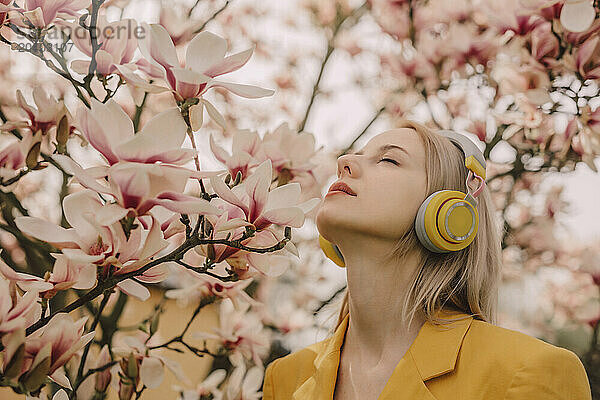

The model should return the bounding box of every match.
[341,249,427,370]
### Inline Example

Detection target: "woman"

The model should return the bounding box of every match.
[262,119,591,400]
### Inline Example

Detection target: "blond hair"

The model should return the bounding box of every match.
[325,119,503,335]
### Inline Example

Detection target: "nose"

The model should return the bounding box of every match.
[336,154,355,178]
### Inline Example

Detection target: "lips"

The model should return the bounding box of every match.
[328,181,356,196]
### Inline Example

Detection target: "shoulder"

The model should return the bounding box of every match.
[466,319,583,362]
[464,319,591,399]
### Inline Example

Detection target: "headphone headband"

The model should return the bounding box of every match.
[437,130,487,180]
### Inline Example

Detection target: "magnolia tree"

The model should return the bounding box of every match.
[0,0,600,399]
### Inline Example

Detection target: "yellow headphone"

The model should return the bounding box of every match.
[318,130,487,267]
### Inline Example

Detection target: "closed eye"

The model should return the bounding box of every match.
[379,158,399,165]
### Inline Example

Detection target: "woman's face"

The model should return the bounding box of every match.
[316,128,428,245]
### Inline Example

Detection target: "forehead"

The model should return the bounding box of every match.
[361,128,424,156]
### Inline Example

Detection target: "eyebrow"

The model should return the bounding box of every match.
[352,144,409,157]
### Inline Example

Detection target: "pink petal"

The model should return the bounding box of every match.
[50,156,112,195]
[204,47,253,78]
[171,68,210,85]
[23,7,45,27]
[14,216,79,248]
[201,99,227,129]
[71,59,91,74]
[115,64,171,94]
[209,174,249,216]
[63,189,104,237]
[117,279,150,301]
[95,49,115,75]
[208,81,274,99]
[110,165,150,210]
[185,31,227,75]
[255,207,305,229]
[96,203,130,226]
[141,191,223,216]
[576,36,599,71]
[208,133,231,165]
[137,215,169,261]
[72,265,96,290]
[138,23,179,76]
[241,159,272,222]
[115,108,188,163]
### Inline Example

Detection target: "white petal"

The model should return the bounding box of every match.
[52,389,69,400]
[560,1,595,32]
[15,216,79,247]
[171,68,210,85]
[209,81,274,98]
[189,103,204,132]
[185,31,227,74]
[117,279,150,301]
[140,356,164,389]
[200,99,226,130]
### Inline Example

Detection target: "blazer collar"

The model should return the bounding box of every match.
[292,308,474,400]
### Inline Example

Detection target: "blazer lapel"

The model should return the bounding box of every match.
[291,309,473,400]
[379,308,473,399]
[292,314,350,400]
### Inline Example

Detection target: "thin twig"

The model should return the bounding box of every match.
[338,106,385,157]
[298,3,368,133]
[193,1,232,33]
[75,290,112,386]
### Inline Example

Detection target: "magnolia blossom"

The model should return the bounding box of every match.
[576,35,600,80]
[76,98,195,166]
[112,331,190,390]
[582,104,600,135]
[490,60,552,105]
[0,87,68,135]
[3,0,90,28]
[165,267,261,309]
[65,16,138,76]
[530,21,559,67]
[208,129,264,183]
[194,219,295,279]
[3,314,95,391]
[192,298,270,368]
[482,0,544,36]
[209,159,320,232]
[0,278,41,335]
[15,189,172,300]
[0,131,41,185]
[260,124,319,178]
[94,345,112,393]
[116,23,274,128]
[572,125,600,172]
[0,252,95,298]
[53,155,226,220]
[209,123,319,185]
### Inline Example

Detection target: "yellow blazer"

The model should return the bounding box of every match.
[263,308,591,399]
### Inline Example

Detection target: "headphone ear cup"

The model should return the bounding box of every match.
[318,234,345,268]
[415,191,448,253]
[415,190,479,253]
